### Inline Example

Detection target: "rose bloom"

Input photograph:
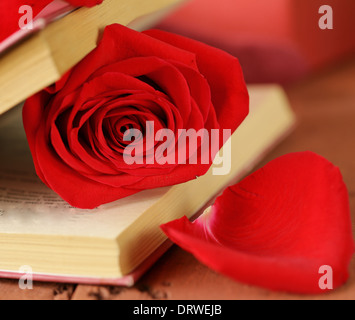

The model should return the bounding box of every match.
[23,24,249,209]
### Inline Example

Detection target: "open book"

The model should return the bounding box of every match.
[0,85,295,286]
[0,0,184,116]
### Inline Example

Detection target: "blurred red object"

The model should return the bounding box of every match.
[156,0,355,83]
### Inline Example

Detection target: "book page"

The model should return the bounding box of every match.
[0,106,168,239]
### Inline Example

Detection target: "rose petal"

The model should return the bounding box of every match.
[49,25,199,96]
[144,29,249,134]
[35,117,140,209]
[161,152,355,293]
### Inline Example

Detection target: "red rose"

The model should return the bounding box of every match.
[0,0,103,43]
[23,24,249,209]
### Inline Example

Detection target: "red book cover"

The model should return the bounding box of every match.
[0,0,74,53]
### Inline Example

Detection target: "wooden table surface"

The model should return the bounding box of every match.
[1,58,354,300]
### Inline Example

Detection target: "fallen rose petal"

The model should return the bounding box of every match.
[161,151,355,294]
